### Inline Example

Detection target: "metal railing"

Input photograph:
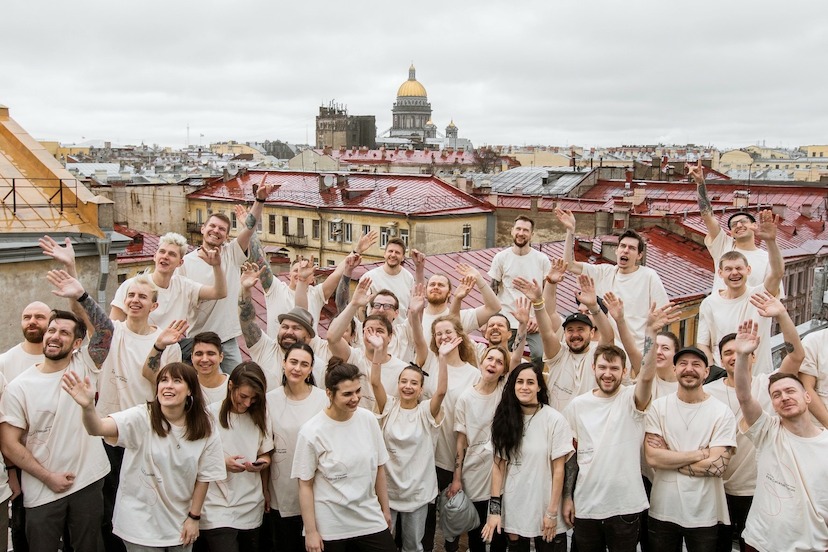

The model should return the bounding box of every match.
[0,178,79,214]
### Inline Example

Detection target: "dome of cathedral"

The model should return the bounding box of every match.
[397,64,428,97]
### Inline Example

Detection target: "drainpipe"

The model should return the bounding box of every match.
[96,234,112,306]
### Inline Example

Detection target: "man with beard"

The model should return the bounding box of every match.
[643,346,736,550]
[696,209,783,371]
[0,271,113,552]
[0,302,51,383]
[359,237,424,317]
[562,302,677,552]
[733,320,828,552]
[488,216,550,363]
[238,262,325,390]
[423,264,501,338]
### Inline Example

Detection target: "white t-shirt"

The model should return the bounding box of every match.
[488,248,551,327]
[645,393,737,527]
[704,374,773,496]
[454,383,503,502]
[200,375,229,406]
[706,231,779,295]
[500,406,573,538]
[360,266,415,317]
[346,347,407,411]
[379,397,442,512]
[641,377,679,482]
[0,343,44,382]
[563,386,648,518]
[267,386,328,517]
[112,274,203,329]
[698,284,772,372]
[97,321,182,417]
[800,328,828,427]
[545,341,598,413]
[201,402,274,531]
[422,307,480,342]
[292,408,390,541]
[248,334,327,391]
[581,264,668,354]
[265,280,327,338]
[424,362,481,471]
[742,412,828,552]
[110,404,226,547]
[0,374,14,504]
[0,351,111,508]
[179,241,247,341]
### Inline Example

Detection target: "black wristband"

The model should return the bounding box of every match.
[77,291,89,303]
[255,197,265,203]
[153,344,165,353]
[187,512,201,521]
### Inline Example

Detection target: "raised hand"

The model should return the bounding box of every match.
[256,183,278,200]
[240,262,265,290]
[46,270,85,300]
[512,296,531,327]
[39,236,76,267]
[647,302,680,332]
[546,257,567,284]
[753,209,778,242]
[750,291,785,318]
[356,230,378,254]
[513,277,542,302]
[576,274,598,308]
[454,275,475,301]
[438,336,463,357]
[364,326,385,350]
[408,283,425,315]
[61,370,95,408]
[233,204,249,225]
[353,277,374,308]
[343,252,362,271]
[198,245,222,267]
[157,320,189,348]
[554,208,576,232]
[603,292,624,322]
[411,249,426,268]
[296,255,316,282]
[456,263,481,283]
[687,159,705,186]
[734,319,760,355]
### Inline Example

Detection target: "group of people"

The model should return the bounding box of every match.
[0,162,826,552]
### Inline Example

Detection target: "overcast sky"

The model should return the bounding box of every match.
[2,0,825,150]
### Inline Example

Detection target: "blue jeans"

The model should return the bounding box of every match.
[574,514,639,552]
[391,504,429,552]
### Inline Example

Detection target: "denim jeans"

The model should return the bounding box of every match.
[574,513,639,552]
[648,517,718,552]
[391,504,429,552]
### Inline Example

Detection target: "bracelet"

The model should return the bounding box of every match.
[255,197,265,203]
[187,512,201,521]
[544,511,557,520]
[153,344,166,353]
[488,496,502,516]
[532,299,545,307]
[588,309,600,315]
[77,291,89,303]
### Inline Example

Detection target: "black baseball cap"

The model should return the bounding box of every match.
[673,346,708,367]
[727,212,755,230]
[563,313,594,329]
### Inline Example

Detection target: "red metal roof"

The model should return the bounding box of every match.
[115,225,196,266]
[676,212,828,251]
[187,170,494,216]
[322,148,478,167]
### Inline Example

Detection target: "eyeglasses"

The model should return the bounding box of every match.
[371,303,397,311]
[730,218,752,228]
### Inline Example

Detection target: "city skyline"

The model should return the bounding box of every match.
[2,0,826,150]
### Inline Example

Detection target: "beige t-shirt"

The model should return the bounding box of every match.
[265,280,327,338]
[112,274,203,328]
[248,334,326,391]
[0,343,44,383]
[563,386,648,518]
[545,341,598,413]
[201,403,274,530]
[97,321,182,417]
[0,351,111,508]
[800,328,828,427]
[488,247,551,328]
[706,231,781,296]
[425,362,481,471]
[361,266,415,318]
[267,386,327,517]
[0,374,14,503]
[200,375,229,406]
[422,307,480,342]
[379,397,442,512]
[742,412,828,552]
[346,347,408,412]
[454,384,503,502]
[179,240,247,341]
[111,405,226,547]
[645,393,737,527]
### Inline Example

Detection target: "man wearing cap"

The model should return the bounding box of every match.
[238,262,324,390]
[644,345,737,550]
[689,161,778,294]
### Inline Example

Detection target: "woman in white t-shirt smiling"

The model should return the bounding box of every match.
[62,362,226,551]
[367,325,450,552]
[265,343,327,552]
[482,363,573,552]
[197,361,273,552]
[292,359,396,552]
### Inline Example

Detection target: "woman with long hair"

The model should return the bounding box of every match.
[62,362,225,551]
[265,343,327,552]
[292,358,395,552]
[196,362,272,552]
[482,362,573,552]
[448,345,511,552]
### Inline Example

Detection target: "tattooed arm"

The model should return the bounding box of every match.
[448,432,468,499]
[142,320,188,384]
[239,262,265,348]
[562,453,579,526]
[635,302,680,410]
[677,447,733,477]
[688,160,720,238]
[247,235,274,292]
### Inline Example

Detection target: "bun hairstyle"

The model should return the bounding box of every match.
[325,357,362,393]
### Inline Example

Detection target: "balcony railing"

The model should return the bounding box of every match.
[186,221,201,233]
[286,234,308,248]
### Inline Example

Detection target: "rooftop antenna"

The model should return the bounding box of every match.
[186,123,190,148]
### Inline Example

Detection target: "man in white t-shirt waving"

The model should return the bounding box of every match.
[733,319,828,552]
[360,237,423,317]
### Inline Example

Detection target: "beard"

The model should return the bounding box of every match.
[23,327,45,344]
[43,347,73,361]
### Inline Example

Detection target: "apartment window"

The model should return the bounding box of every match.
[380,227,390,247]
[297,218,305,237]
[344,223,353,243]
[362,225,371,239]
[282,216,290,236]
[257,216,263,233]
[231,211,237,229]
[329,220,343,242]
[196,209,203,225]
[399,228,409,247]
[268,214,276,235]
[327,259,336,267]
[462,224,471,249]
[312,220,320,240]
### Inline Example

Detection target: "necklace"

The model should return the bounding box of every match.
[522,404,541,436]
[674,395,703,431]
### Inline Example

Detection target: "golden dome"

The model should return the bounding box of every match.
[397,65,427,97]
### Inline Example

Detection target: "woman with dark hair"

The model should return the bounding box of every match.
[265,343,327,552]
[292,358,395,552]
[196,362,273,552]
[481,363,573,552]
[62,362,225,551]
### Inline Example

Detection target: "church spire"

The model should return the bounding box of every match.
[409,64,416,80]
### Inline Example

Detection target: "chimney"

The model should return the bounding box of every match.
[600,238,618,263]
[625,167,634,185]
[772,204,786,216]
[800,202,813,218]
[323,146,332,156]
[733,190,749,208]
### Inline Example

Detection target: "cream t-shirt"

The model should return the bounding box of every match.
[292,408,390,541]
[645,394,737,527]
[112,274,203,329]
[800,328,828,427]
[454,383,503,502]
[488,248,551,328]
[424,362,481,471]
[201,403,274,530]
[0,343,44,382]
[0,351,110,508]
[422,308,480,342]
[267,386,327,517]
[111,404,226,547]
[379,398,442,512]
[200,375,229,406]
[248,334,326,391]
[0,374,15,504]
[563,386,648,518]
[361,266,415,318]
[179,240,247,341]
[97,321,182,417]
[742,412,828,552]
[545,341,598,412]
[705,231,780,296]
[265,280,327,338]
[346,347,408,412]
